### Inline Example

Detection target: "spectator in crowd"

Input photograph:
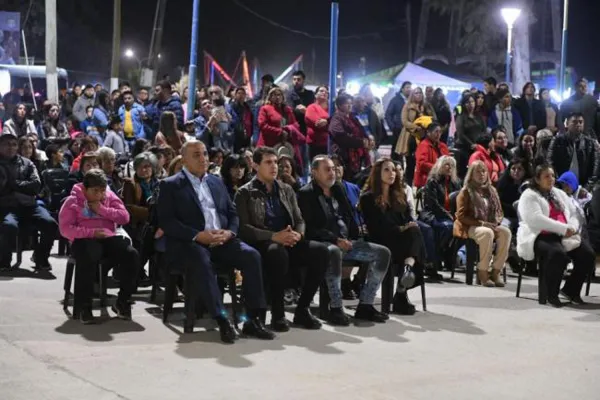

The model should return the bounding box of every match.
[17,136,44,174]
[146,80,184,139]
[65,116,82,139]
[299,155,391,324]
[475,90,487,122]
[512,131,536,172]
[96,147,122,193]
[0,133,58,270]
[329,94,371,181]
[221,153,249,200]
[228,87,254,152]
[560,78,598,137]
[548,112,600,187]
[207,85,234,151]
[119,90,146,147]
[44,144,68,170]
[136,87,150,107]
[514,82,546,132]
[37,103,69,146]
[102,115,129,158]
[491,126,512,167]
[287,70,315,138]
[154,111,186,153]
[385,81,411,151]
[539,88,561,134]
[2,103,37,137]
[62,83,82,118]
[483,77,498,115]
[159,140,274,343]
[454,160,511,287]
[305,85,330,159]
[191,98,213,146]
[63,138,81,166]
[468,133,506,184]
[94,83,103,93]
[208,147,225,175]
[487,88,524,147]
[122,138,150,179]
[430,88,452,143]
[420,156,461,270]
[71,136,99,173]
[359,84,385,123]
[278,154,302,192]
[122,151,160,285]
[455,93,486,178]
[167,155,183,176]
[395,86,437,186]
[352,95,383,147]
[414,122,449,188]
[92,90,112,135]
[497,158,529,233]
[80,106,96,136]
[556,171,590,230]
[235,147,328,331]
[58,169,138,323]
[360,158,427,314]
[72,84,96,123]
[257,87,305,170]
[517,163,594,307]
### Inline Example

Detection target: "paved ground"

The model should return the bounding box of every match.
[1,247,599,400]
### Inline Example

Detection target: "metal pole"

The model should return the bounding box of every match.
[186,0,200,119]
[110,0,122,92]
[22,30,37,111]
[558,0,569,96]
[327,1,339,153]
[505,25,513,89]
[45,0,58,103]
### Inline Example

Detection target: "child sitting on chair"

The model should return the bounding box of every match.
[58,169,139,324]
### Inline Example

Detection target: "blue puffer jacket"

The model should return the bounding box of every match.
[146,95,184,137]
[118,103,146,140]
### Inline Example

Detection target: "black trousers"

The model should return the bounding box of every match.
[71,236,139,309]
[387,226,427,290]
[0,205,58,267]
[534,233,595,298]
[405,136,417,186]
[455,146,472,180]
[180,238,267,318]
[256,240,328,319]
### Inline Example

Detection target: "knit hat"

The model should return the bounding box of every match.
[557,171,579,193]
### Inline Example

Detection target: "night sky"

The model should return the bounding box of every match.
[37,0,600,87]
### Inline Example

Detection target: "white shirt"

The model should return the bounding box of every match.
[182,167,221,230]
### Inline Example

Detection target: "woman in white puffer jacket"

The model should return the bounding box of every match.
[517,163,595,307]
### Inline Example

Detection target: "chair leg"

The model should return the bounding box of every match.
[538,260,547,305]
[229,271,239,326]
[319,282,330,319]
[465,241,476,286]
[585,270,592,297]
[420,282,427,312]
[149,255,158,304]
[516,260,523,298]
[162,275,177,323]
[381,267,394,314]
[503,265,507,283]
[98,264,107,308]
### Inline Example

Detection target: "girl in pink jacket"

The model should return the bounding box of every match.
[58,169,138,324]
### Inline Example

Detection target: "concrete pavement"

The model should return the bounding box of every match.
[1,248,599,400]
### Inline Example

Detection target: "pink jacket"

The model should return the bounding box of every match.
[58,183,130,241]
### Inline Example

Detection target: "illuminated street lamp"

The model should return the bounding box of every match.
[501,7,521,89]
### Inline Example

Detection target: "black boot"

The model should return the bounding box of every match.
[327,307,351,326]
[392,292,416,315]
[341,278,356,300]
[354,303,388,323]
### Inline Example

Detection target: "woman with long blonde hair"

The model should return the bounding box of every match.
[453,160,511,287]
[360,158,427,315]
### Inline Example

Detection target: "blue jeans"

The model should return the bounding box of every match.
[0,205,58,267]
[326,240,391,308]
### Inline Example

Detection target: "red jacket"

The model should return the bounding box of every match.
[414,137,449,187]
[305,103,329,147]
[257,104,306,167]
[468,144,506,184]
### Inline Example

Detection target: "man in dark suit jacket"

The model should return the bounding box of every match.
[157,140,274,343]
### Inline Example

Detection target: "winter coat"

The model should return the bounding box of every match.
[257,104,306,168]
[468,145,506,184]
[2,118,37,138]
[58,183,130,241]
[305,102,330,147]
[395,102,436,155]
[329,111,370,181]
[118,103,146,140]
[72,94,95,123]
[146,96,184,137]
[560,93,598,136]
[384,93,406,132]
[0,154,40,208]
[547,133,600,187]
[516,187,578,261]
[455,112,486,150]
[513,97,546,130]
[420,176,461,224]
[487,104,524,146]
[414,137,449,188]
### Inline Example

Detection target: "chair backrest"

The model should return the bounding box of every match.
[42,168,71,211]
[449,190,460,216]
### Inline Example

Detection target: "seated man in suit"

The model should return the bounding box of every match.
[0,133,58,270]
[299,155,391,325]
[157,139,274,343]
[235,147,329,332]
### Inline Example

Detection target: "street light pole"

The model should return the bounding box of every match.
[327,1,339,154]
[187,0,201,119]
[558,0,569,96]
[501,8,521,91]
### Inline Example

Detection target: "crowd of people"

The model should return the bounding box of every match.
[0,70,598,344]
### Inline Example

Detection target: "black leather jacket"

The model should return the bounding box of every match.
[0,155,40,208]
[420,177,461,224]
[548,132,600,187]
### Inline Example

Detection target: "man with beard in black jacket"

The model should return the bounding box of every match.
[548,112,600,188]
[0,133,58,270]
